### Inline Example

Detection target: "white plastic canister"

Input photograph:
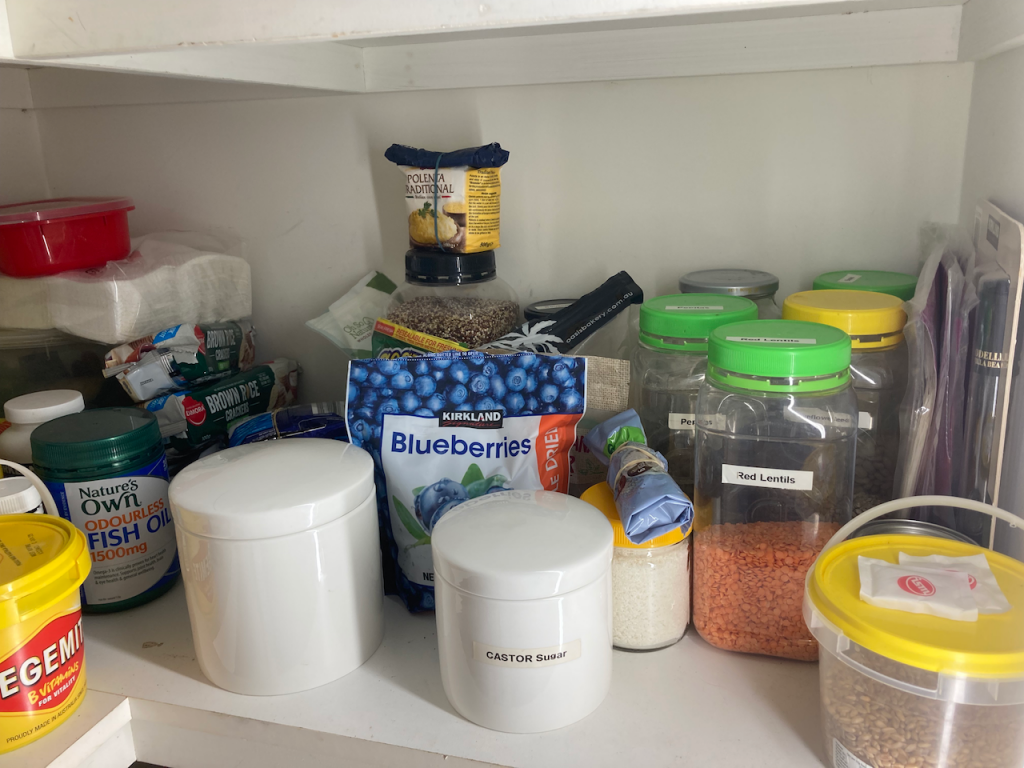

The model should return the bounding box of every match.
[168,439,384,695]
[431,490,614,733]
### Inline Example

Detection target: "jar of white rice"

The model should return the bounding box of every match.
[581,482,690,651]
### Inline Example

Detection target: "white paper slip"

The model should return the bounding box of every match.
[722,464,813,491]
[859,556,978,622]
[667,413,696,430]
[899,552,1011,614]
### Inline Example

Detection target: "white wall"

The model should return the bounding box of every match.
[30,63,973,402]
[0,69,49,203]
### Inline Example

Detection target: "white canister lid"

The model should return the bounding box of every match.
[168,439,375,540]
[4,390,85,425]
[0,476,43,514]
[431,490,613,601]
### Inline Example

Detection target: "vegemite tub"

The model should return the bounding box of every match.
[31,409,179,612]
[0,514,90,754]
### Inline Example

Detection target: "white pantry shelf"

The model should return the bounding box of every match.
[2,581,826,768]
[0,0,1003,99]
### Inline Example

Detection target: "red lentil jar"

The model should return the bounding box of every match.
[693,320,857,661]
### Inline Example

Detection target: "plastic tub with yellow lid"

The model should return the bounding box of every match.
[582,482,690,651]
[805,497,1024,768]
[784,289,908,514]
[0,460,90,754]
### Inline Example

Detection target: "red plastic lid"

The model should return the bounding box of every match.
[0,197,135,225]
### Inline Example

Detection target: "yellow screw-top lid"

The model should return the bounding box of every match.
[0,515,90,630]
[806,534,1024,679]
[783,289,907,349]
[581,482,687,549]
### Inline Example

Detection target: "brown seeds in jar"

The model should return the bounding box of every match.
[386,297,519,348]
[821,646,1024,768]
[693,520,838,661]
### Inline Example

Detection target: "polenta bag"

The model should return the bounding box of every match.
[346,350,585,611]
[384,143,509,253]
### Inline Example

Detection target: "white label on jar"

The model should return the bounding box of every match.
[473,639,582,669]
[668,413,696,430]
[837,273,863,284]
[784,407,855,429]
[726,336,816,344]
[696,414,727,431]
[722,463,814,491]
[858,411,873,430]
[665,305,724,311]
[834,739,873,768]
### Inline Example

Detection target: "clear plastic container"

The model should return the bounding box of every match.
[693,319,857,661]
[679,268,781,319]
[0,329,131,413]
[581,482,690,651]
[806,497,1024,768]
[386,250,519,348]
[629,294,757,498]
[783,290,908,515]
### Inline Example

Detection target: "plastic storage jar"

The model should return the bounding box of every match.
[581,482,689,651]
[0,389,85,465]
[31,408,179,612]
[0,197,135,277]
[813,269,918,302]
[432,490,613,733]
[693,319,857,661]
[0,330,130,415]
[805,497,1024,768]
[629,293,757,498]
[0,511,90,754]
[168,439,384,695]
[385,250,520,348]
[679,268,782,319]
[783,290,908,513]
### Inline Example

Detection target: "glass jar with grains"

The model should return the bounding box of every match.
[386,250,520,349]
[783,290,908,514]
[581,482,689,651]
[693,320,856,661]
[629,293,757,499]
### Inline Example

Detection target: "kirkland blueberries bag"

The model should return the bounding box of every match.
[346,350,586,611]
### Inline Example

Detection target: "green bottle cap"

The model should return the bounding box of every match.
[812,270,917,301]
[708,320,851,393]
[32,408,163,474]
[639,294,758,351]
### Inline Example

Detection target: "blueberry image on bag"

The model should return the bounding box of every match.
[346,350,586,613]
[415,478,469,532]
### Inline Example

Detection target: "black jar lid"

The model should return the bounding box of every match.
[405,250,496,285]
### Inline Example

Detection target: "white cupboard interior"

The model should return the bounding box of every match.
[0,1,1023,766]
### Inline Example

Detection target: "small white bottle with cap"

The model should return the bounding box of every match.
[0,476,44,514]
[0,390,85,465]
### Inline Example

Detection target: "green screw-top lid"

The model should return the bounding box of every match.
[708,320,851,393]
[639,294,758,351]
[32,408,163,474]
[813,270,918,301]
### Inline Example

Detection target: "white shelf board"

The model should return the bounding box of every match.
[0,691,132,768]
[3,0,964,58]
[72,581,825,768]
[0,0,966,97]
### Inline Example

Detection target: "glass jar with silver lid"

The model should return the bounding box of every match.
[679,268,781,319]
